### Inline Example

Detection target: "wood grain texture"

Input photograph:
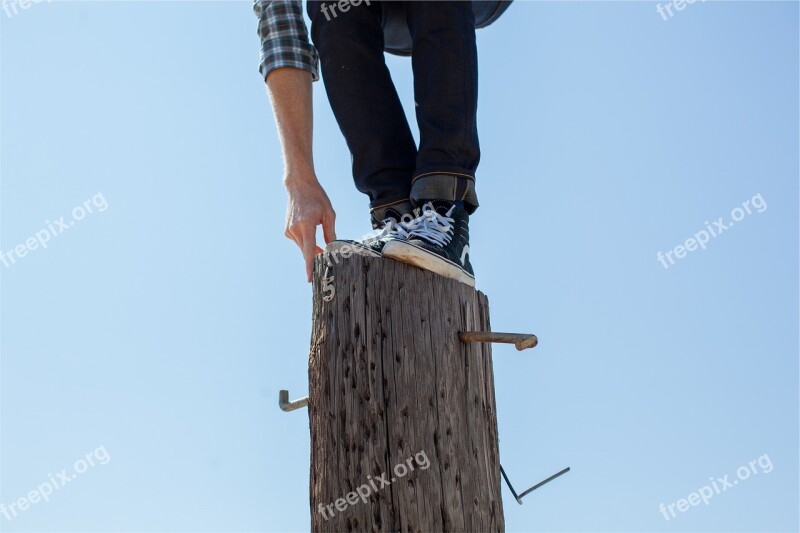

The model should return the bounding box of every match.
[309,254,504,532]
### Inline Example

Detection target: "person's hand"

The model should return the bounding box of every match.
[284,174,337,282]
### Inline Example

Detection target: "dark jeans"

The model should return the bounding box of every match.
[307,0,480,222]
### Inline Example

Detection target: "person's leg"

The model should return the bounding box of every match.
[404,0,480,214]
[307,0,417,226]
[382,1,479,286]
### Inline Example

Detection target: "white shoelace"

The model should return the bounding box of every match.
[363,217,412,244]
[381,218,412,240]
[404,203,456,246]
[362,203,455,246]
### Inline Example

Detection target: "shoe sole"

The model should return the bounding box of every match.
[382,240,476,287]
[325,240,381,258]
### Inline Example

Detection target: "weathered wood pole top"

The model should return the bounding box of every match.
[308,253,505,532]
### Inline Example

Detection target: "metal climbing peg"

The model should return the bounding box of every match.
[459,331,538,351]
[279,390,309,412]
[500,465,571,504]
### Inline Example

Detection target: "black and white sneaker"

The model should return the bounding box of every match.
[382,200,475,287]
[325,206,413,258]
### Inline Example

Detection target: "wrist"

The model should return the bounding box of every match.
[284,167,318,187]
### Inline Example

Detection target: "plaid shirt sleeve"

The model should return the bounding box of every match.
[253,0,320,82]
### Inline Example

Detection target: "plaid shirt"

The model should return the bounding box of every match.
[253,0,320,81]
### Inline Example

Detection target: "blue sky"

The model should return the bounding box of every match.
[1,1,797,531]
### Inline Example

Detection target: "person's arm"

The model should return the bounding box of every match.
[255,0,335,282]
[266,68,336,282]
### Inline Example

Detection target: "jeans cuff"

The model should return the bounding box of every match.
[410,173,479,214]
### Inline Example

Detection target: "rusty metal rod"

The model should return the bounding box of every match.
[279,390,309,412]
[458,331,538,351]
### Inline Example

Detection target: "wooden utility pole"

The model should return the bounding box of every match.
[307,254,505,532]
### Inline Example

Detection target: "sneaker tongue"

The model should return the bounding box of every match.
[371,200,415,229]
[423,200,458,216]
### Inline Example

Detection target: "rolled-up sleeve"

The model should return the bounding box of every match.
[254,0,320,82]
